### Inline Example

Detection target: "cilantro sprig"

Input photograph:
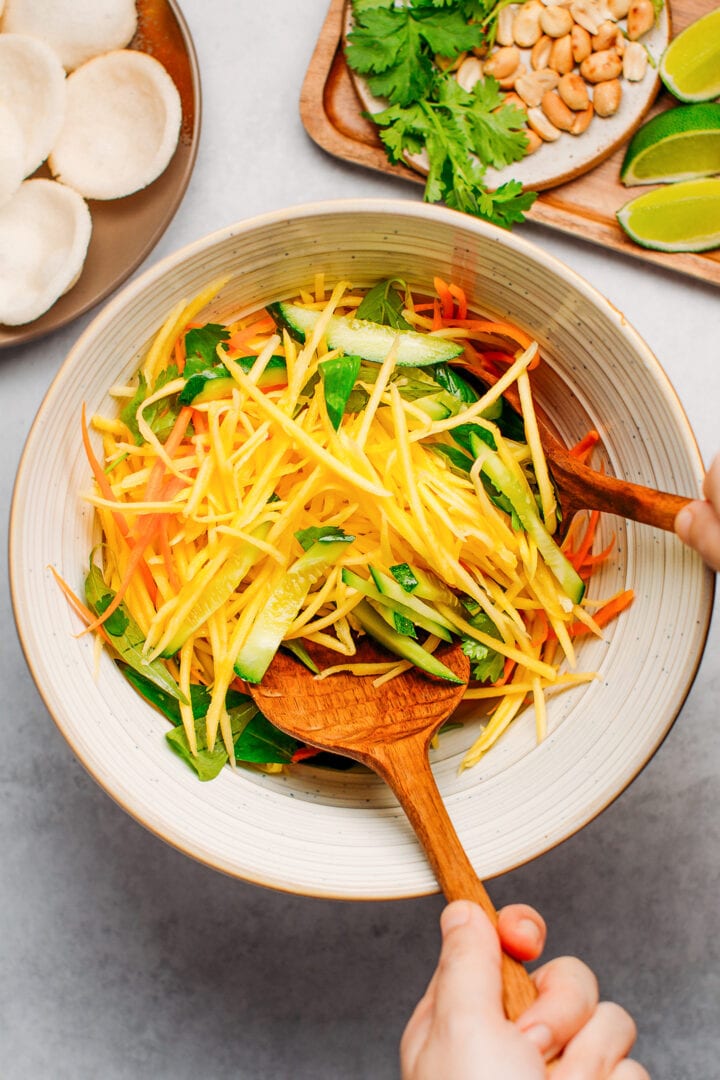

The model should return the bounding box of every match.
[346,0,537,227]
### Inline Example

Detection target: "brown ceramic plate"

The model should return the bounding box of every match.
[0,0,201,348]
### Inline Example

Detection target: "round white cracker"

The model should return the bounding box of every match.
[0,34,66,177]
[0,103,26,208]
[48,49,182,201]
[1,0,137,71]
[0,178,92,326]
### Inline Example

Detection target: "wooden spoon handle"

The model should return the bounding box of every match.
[549,452,692,531]
[371,735,537,1021]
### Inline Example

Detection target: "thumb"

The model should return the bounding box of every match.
[432,900,505,1026]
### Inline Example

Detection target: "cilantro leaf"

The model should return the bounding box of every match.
[390,562,420,592]
[461,610,505,683]
[347,4,482,106]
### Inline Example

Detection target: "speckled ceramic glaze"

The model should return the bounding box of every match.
[10,200,713,898]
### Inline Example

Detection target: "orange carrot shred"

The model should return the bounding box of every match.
[50,566,112,646]
[448,283,468,319]
[434,276,455,319]
[568,590,634,637]
[569,430,600,463]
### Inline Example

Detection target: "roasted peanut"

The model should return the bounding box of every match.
[580,47,622,82]
[515,68,560,106]
[570,100,594,133]
[570,0,606,34]
[456,56,485,92]
[539,4,574,36]
[592,20,619,50]
[531,34,553,70]
[526,105,562,140]
[549,33,574,73]
[627,0,654,38]
[570,23,593,63]
[622,40,648,81]
[524,128,544,154]
[607,0,630,18]
[483,45,521,79]
[502,91,527,111]
[541,89,576,130]
[512,1,544,47]
[498,62,526,89]
[558,71,590,110]
[435,52,465,72]
[496,5,517,46]
[593,77,622,115]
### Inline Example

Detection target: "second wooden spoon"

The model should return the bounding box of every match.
[460,358,693,535]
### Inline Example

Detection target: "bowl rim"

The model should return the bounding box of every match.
[10,198,715,898]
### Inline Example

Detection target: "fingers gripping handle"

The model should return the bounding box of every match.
[371,736,537,1021]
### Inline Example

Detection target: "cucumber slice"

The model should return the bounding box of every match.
[268,301,463,367]
[161,523,272,656]
[471,436,585,605]
[342,568,453,642]
[233,538,352,683]
[179,356,287,405]
[367,567,457,634]
[352,600,464,683]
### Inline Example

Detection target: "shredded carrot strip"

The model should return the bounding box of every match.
[227,315,276,353]
[569,430,600,463]
[567,590,634,636]
[291,745,321,763]
[448,283,468,319]
[568,510,601,572]
[49,567,111,645]
[141,406,192,510]
[434,276,455,319]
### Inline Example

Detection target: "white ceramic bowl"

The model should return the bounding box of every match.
[10,200,714,899]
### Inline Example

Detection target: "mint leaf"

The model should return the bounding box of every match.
[234,712,300,764]
[184,324,230,374]
[355,279,412,329]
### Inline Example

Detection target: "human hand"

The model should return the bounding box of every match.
[400,900,648,1080]
[675,453,720,572]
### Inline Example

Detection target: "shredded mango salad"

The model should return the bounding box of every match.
[59,275,633,781]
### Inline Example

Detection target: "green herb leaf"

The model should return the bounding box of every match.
[184,324,231,374]
[349,3,482,107]
[85,565,186,702]
[461,610,504,683]
[294,525,355,551]
[233,712,300,764]
[319,353,362,430]
[355,279,412,329]
[390,562,420,592]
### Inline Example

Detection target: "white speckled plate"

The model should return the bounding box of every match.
[10,200,713,899]
[345,3,670,192]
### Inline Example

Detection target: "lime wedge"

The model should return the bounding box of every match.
[617,178,720,252]
[659,8,720,102]
[620,103,720,185]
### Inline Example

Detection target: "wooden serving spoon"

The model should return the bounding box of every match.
[463,359,693,536]
[248,638,538,1021]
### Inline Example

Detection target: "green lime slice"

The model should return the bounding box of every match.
[620,103,720,185]
[617,177,720,252]
[659,8,720,102]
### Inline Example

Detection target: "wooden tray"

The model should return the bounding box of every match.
[300,0,720,286]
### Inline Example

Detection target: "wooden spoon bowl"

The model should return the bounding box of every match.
[248,638,538,1020]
